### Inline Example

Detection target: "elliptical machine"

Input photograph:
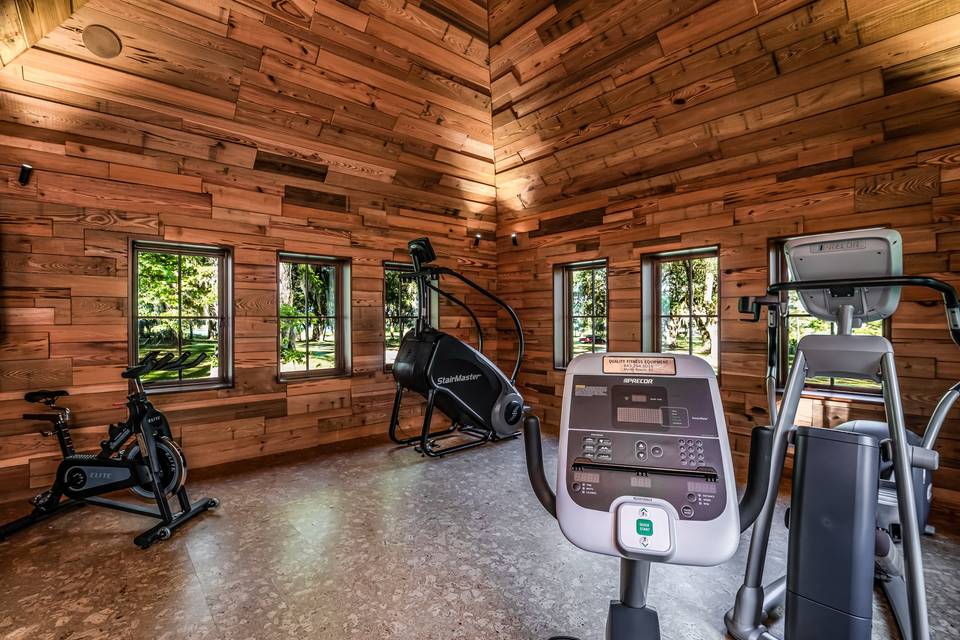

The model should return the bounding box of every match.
[727,228,960,640]
[0,351,220,549]
[388,237,524,457]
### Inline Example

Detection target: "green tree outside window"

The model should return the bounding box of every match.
[278,257,340,375]
[656,253,719,371]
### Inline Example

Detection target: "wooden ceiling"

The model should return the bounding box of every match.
[0,0,87,69]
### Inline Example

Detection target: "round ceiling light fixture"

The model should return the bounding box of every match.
[82,24,122,59]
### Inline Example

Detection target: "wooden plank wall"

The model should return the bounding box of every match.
[489,0,960,517]
[0,0,496,500]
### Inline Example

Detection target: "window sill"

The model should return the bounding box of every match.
[779,387,884,405]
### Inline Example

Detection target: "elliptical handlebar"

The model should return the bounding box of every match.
[734,274,960,532]
[742,276,960,347]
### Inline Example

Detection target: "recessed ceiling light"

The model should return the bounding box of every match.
[82,25,122,59]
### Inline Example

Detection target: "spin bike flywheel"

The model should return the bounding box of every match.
[121,437,187,500]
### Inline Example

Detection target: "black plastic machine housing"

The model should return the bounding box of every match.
[388,237,525,456]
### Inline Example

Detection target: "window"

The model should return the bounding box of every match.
[383,263,438,369]
[554,261,607,368]
[278,254,350,379]
[646,249,719,371]
[131,241,231,389]
[773,242,886,394]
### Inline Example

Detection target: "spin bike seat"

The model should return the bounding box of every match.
[24,389,69,404]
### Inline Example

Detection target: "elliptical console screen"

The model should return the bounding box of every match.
[565,375,727,522]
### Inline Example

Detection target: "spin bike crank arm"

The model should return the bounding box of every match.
[572,457,719,481]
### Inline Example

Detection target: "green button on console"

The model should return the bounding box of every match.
[636,519,654,536]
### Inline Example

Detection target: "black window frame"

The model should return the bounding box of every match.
[649,248,721,372]
[554,260,608,369]
[277,252,350,381]
[382,261,438,371]
[129,240,233,392]
[772,240,890,396]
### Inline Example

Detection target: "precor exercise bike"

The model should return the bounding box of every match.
[0,351,220,549]
[388,237,524,457]
[391,237,743,639]
[727,228,960,640]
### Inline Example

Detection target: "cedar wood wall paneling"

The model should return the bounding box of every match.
[0,0,495,499]
[0,0,959,520]
[489,0,960,518]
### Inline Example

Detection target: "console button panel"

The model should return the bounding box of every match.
[565,375,727,522]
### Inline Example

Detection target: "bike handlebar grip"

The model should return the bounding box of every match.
[739,425,775,533]
[910,446,940,472]
[522,414,556,519]
[139,351,161,365]
[947,307,960,347]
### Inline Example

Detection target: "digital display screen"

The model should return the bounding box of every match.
[688,481,717,494]
[630,395,648,403]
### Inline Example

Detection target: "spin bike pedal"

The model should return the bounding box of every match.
[29,490,57,511]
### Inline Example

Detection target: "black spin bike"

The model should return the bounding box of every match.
[0,351,219,549]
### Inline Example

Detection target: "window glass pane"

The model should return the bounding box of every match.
[309,318,337,370]
[854,320,884,337]
[385,267,424,368]
[306,264,337,317]
[280,317,309,373]
[691,257,718,316]
[278,262,304,317]
[571,269,594,317]
[659,317,689,355]
[692,318,718,370]
[571,317,593,357]
[831,376,880,390]
[787,289,804,315]
[181,255,219,317]
[137,318,178,383]
[282,262,312,316]
[182,319,219,380]
[594,268,607,318]
[659,260,689,316]
[593,318,607,354]
[138,252,179,317]
[385,318,403,367]
[134,246,226,387]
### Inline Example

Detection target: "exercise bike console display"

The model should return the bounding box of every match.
[557,354,739,567]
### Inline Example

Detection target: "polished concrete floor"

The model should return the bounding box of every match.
[0,435,957,640]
